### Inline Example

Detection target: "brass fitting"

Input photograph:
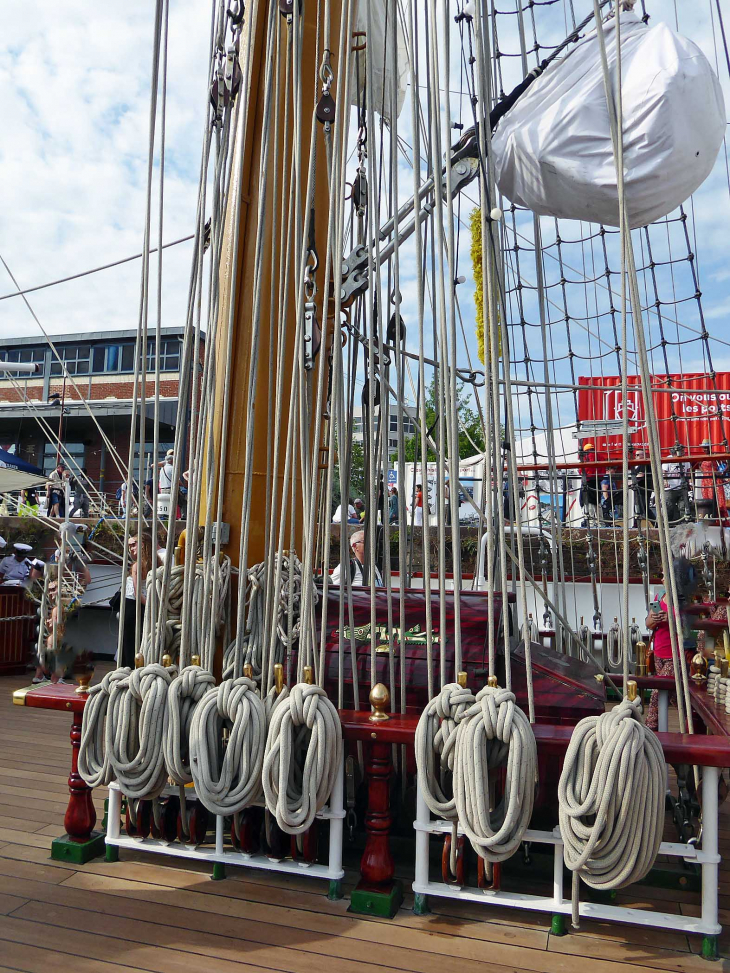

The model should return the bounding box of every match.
[369,682,390,722]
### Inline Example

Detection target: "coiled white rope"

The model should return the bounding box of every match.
[453,685,537,863]
[416,682,476,875]
[189,676,266,816]
[78,668,130,788]
[558,698,665,928]
[164,664,216,783]
[416,682,475,820]
[143,557,231,666]
[223,553,306,681]
[107,663,177,805]
[262,682,342,835]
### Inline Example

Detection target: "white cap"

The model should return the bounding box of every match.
[14,543,32,552]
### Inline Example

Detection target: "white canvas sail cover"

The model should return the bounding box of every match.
[349,0,409,122]
[492,11,725,228]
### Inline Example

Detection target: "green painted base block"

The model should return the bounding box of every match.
[551,913,567,936]
[212,862,226,881]
[51,832,106,864]
[105,842,119,863]
[349,880,404,918]
[701,935,719,961]
[413,892,430,916]
[327,880,342,901]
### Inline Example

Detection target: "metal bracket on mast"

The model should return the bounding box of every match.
[340,155,479,307]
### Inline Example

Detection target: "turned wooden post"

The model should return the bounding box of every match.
[359,738,395,885]
[349,683,403,917]
[65,709,96,842]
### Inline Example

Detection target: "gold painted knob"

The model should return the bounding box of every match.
[303,666,314,685]
[369,682,390,722]
[243,663,253,680]
[627,680,638,702]
[134,652,144,669]
[457,671,468,688]
[75,671,92,694]
[274,663,285,695]
[191,654,201,667]
[487,675,499,688]
[161,654,173,668]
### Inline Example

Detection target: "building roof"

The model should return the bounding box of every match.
[0,327,202,349]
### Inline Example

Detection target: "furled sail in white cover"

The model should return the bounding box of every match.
[492,11,725,228]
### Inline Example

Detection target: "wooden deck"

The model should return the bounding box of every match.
[2,667,730,973]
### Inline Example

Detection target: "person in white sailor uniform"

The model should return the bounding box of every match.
[0,542,33,583]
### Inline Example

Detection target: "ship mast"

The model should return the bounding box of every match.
[210,0,342,567]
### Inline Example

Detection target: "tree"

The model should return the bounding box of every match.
[329,439,366,511]
[403,378,485,462]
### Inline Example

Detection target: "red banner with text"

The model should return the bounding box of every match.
[577,373,730,461]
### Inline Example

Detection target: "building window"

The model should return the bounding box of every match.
[352,417,363,435]
[90,343,136,374]
[146,339,180,372]
[43,442,85,475]
[389,414,415,434]
[0,347,45,376]
[50,345,91,376]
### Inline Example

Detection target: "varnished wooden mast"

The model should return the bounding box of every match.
[210,0,341,567]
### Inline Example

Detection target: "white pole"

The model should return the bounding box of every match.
[701,766,721,938]
[327,749,344,879]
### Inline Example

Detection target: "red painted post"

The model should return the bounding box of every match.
[359,739,395,886]
[65,710,96,842]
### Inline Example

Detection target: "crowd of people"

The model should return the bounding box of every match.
[580,440,730,527]
[332,484,426,527]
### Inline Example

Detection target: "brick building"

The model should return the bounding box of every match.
[0,327,202,503]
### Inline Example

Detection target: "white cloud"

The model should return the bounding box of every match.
[0,1,209,339]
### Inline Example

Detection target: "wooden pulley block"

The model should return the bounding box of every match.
[151,795,179,842]
[441,832,467,886]
[290,820,319,864]
[262,809,288,860]
[231,807,262,854]
[178,801,209,846]
[477,856,501,891]
[125,798,152,839]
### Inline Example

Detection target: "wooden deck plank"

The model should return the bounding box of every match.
[2,667,730,973]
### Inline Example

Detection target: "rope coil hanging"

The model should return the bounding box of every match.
[78,668,130,788]
[558,698,666,928]
[452,685,538,863]
[416,681,475,820]
[164,663,216,784]
[262,682,342,835]
[189,675,266,816]
[107,662,177,804]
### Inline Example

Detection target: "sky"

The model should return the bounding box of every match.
[1,0,729,448]
[0,1,211,339]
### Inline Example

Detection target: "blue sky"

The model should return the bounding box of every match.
[0,0,728,446]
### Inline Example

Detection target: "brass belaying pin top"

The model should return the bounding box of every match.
[303,666,314,685]
[457,671,468,689]
[191,654,201,667]
[134,652,144,669]
[627,680,638,703]
[243,663,253,680]
[369,683,390,722]
[162,654,173,668]
[274,663,285,695]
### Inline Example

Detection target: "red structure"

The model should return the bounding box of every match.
[577,372,730,460]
